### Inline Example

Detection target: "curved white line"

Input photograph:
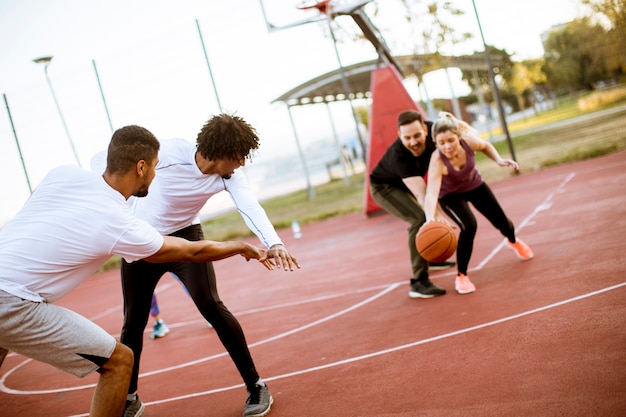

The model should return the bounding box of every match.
[473,171,574,271]
[4,165,615,414]
[65,281,625,417]
[0,283,399,395]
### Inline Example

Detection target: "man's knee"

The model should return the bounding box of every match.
[100,342,133,374]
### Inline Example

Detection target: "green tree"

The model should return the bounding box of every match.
[543,17,611,92]
[459,47,515,110]
[582,0,626,77]
[510,63,534,111]
[518,58,551,111]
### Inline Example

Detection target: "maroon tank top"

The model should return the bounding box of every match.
[438,138,483,198]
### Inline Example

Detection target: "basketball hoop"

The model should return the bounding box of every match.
[297,0,331,13]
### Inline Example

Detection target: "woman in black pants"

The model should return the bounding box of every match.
[423,112,534,295]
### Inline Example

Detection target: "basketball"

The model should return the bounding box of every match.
[416,221,457,263]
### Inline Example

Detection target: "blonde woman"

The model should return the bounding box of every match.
[423,112,533,294]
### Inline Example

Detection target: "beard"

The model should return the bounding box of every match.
[133,185,150,198]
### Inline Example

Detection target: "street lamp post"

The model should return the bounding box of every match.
[92,59,114,134]
[470,0,516,163]
[3,93,33,193]
[196,19,223,113]
[33,56,82,167]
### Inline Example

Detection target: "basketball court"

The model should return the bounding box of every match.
[1,151,625,416]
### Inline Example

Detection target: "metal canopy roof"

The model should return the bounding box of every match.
[272,53,494,106]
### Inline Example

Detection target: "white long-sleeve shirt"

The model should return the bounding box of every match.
[92,138,283,248]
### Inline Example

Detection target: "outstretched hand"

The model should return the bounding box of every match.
[240,244,274,270]
[267,243,301,271]
[497,158,520,171]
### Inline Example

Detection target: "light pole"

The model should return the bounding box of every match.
[470,0,516,163]
[92,59,114,133]
[3,93,33,193]
[196,19,223,113]
[33,56,82,167]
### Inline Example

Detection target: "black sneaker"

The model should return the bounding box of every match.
[244,384,273,417]
[123,396,145,417]
[409,279,446,298]
[429,260,456,271]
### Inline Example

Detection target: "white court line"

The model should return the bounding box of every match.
[3,165,618,415]
[0,169,577,395]
[0,284,400,395]
[472,172,575,272]
[66,281,625,417]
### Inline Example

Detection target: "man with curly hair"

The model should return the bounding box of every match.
[1,125,272,417]
[101,114,300,417]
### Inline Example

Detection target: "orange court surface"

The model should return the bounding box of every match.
[1,151,625,417]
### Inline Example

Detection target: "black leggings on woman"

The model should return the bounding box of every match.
[439,182,516,276]
[120,224,259,395]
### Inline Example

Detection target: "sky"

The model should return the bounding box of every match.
[0,0,585,225]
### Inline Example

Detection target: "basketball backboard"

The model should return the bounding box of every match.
[258,0,372,33]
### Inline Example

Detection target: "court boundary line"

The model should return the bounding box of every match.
[64,282,625,417]
[0,167,578,397]
[0,283,400,395]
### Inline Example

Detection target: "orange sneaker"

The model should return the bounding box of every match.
[455,273,476,294]
[508,239,534,260]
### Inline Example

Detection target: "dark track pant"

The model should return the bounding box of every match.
[120,224,259,394]
[439,182,516,275]
[369,182,429,282]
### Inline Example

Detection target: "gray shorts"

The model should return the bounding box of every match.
[0,290,116,378]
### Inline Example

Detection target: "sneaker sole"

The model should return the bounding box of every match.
[124,402,144,417]
[507,242,534,260]
[455,287,476,294]
[245,395,274,417]
[408,291,445,299]
[510,248,534,260]
[151,329,170,339]
[428,265,455,271]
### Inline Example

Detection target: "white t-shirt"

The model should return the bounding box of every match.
[92,138,282,247]
[0,165,164,302]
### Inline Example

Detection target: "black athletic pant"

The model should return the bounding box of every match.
[439,182,516,276]
[120,224,259,394]
[369,182,429,283]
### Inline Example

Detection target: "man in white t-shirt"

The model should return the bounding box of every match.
[0,125,272,417]
[94,114,299,417]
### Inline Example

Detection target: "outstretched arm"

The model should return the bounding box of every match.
[144,236,273,270]
[423,152,447,223]
[466,135,519,171]
[226,173,300,271]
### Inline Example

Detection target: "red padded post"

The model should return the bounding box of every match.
[364,65,427,215]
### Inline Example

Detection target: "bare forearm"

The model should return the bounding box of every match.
[484,142,519,170]
[186,240,250,262]
[145,237,256,263]
[483,142,501,162]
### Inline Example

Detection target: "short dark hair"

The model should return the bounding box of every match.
[106,125,160,174]
[397,110,424,128]
[196,113,260,162]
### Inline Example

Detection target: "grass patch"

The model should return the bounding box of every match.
[201,174,365,241]
[541,143,623,167]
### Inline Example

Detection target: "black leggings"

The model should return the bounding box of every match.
[120,224,259,394]
[439,183,516,275]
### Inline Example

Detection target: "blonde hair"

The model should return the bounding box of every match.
[432,111,478,139]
